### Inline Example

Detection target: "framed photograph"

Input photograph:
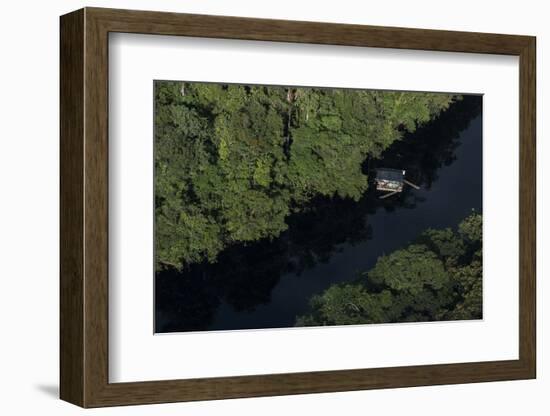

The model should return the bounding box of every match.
[60,7,536,408]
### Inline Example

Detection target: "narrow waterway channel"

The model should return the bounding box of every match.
[155,95,482,333]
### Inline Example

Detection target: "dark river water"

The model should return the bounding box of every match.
[155,95,482,333]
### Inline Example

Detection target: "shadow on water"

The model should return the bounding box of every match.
[155,95,482,333]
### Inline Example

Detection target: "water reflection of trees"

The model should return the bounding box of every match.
[369,95,481,212]
[155,95,482,333]
[155,196,373,332]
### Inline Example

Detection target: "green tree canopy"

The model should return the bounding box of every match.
[369,244,449,295]
[155,81,458,270]
[296,213,482,326]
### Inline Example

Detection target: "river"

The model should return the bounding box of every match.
[155,95,482,333]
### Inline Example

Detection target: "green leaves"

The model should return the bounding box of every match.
[154,81,457,270]
[459,212,482,244]
[221,189,290,243]
[296,213,483,326]
[369,244,449,295]
[296,286,399,326]
[418,228,467,266]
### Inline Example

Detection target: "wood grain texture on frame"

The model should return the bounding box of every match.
[60,7,536,408]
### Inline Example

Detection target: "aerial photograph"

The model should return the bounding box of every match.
[153,81,482,333]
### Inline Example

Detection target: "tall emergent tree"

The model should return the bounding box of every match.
[155,81,458,270]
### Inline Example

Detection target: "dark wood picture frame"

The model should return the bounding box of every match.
[60,7,536,408]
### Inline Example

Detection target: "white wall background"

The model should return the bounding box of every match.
[0,0,546,414]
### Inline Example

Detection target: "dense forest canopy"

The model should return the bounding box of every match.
[296,213,483,326]
[155,81,458,270]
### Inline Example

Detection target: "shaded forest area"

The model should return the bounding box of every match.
[155,82,457,270]
[296,213,482,326]
[154,82,482,332]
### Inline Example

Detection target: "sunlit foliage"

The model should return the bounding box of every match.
[155,81,457,269]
